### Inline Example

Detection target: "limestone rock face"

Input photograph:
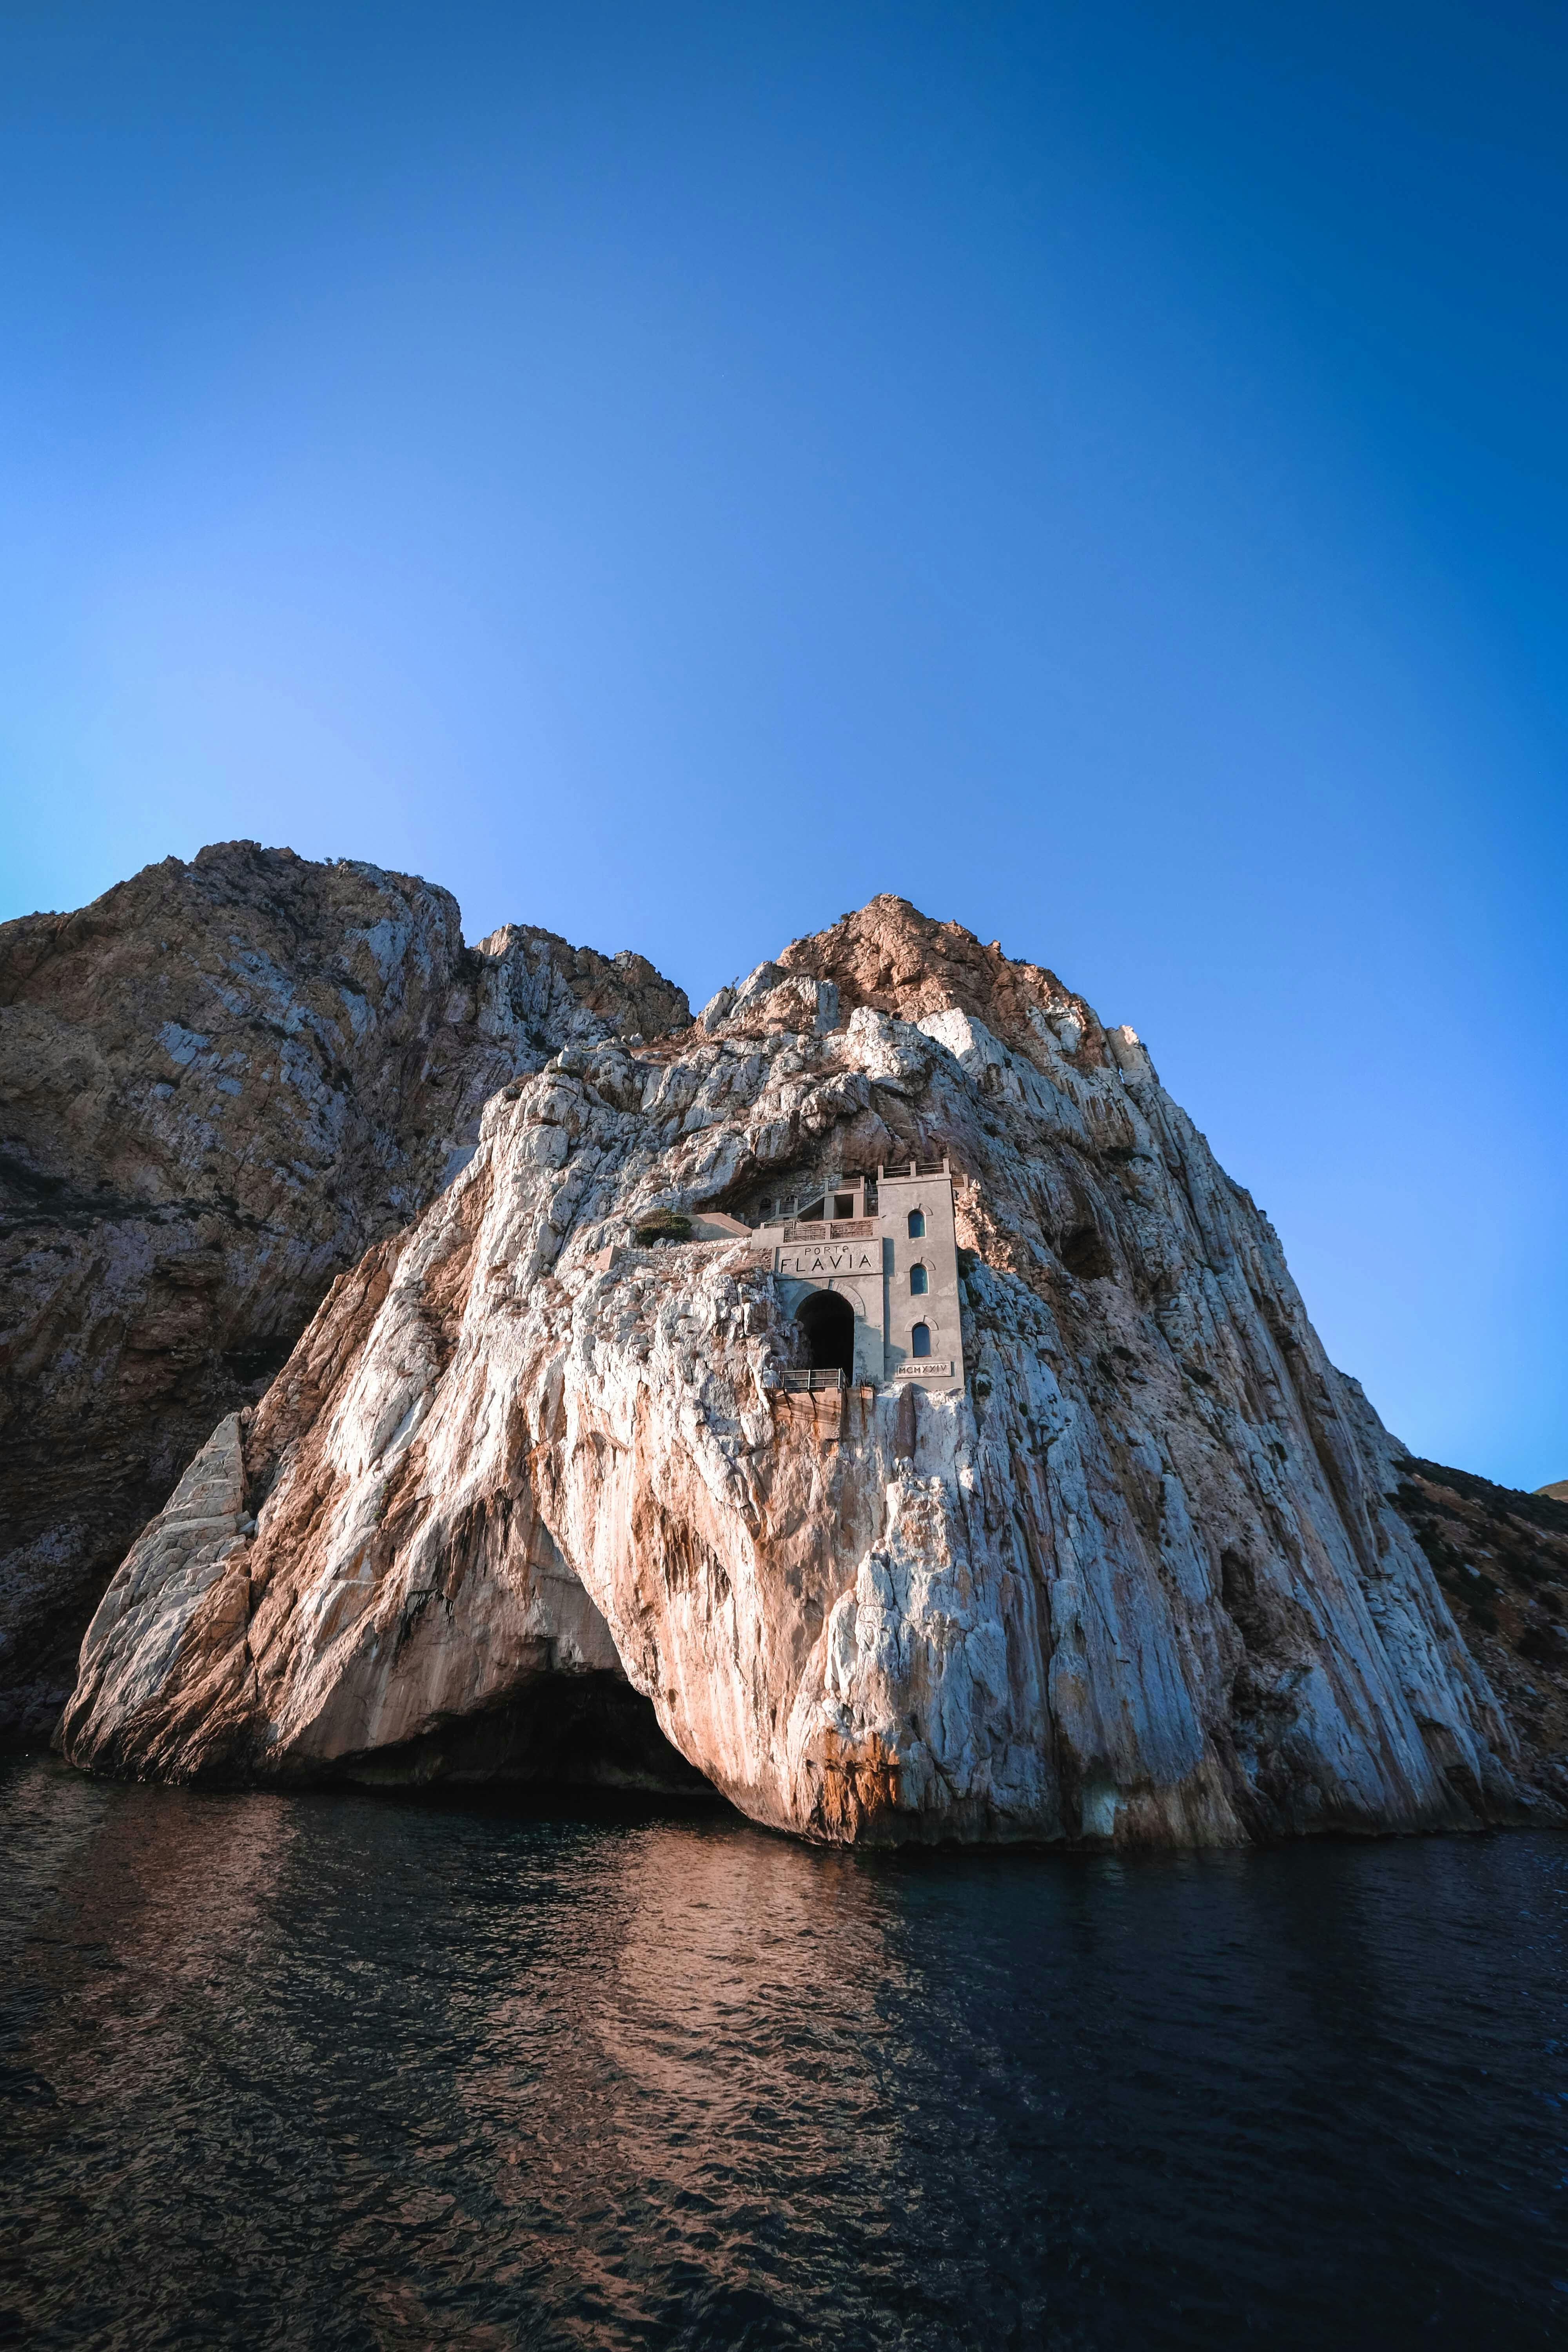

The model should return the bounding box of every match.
[0,843,688,1737]
[61,895,1530,1846]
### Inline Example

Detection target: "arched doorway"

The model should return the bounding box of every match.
[796,1289,855,1377]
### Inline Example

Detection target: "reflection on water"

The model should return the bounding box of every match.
[2,1757,1564,2350]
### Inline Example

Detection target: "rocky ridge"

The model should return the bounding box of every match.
[59,893,1559,1846]
[1392,1461,1568,1812]
[0,843,688,1738]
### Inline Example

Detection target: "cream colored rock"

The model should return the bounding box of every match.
[62,898,1526,1844]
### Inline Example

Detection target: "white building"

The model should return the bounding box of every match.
[746,1160,965,1393]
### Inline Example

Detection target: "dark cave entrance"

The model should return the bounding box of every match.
[796,1289,855,1378]
[338,1671,719,1800]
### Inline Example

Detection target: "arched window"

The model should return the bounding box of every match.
[909,1263,928,1295]
[911,1322,931,1358]
[907,1209,925,1239]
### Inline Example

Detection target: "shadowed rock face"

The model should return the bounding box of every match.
[0,842,688,1739]
[1391,1461,1568,1814]
[60,893,1539,1846]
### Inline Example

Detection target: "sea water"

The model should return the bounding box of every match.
[2,1755,1564,2348]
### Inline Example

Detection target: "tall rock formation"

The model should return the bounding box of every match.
[60,895,1556,1845]
[0,843,688,1738]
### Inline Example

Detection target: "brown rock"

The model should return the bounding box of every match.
[0,842,688,1739]
[777,893,1110,1065]
[1393,1461,1568,1813]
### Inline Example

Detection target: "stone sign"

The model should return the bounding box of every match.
[775,1240,883,1279]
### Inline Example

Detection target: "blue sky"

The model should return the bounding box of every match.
[1,1,1563,1486]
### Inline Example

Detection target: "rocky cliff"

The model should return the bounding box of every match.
[58,893,1562,1845]
[0,843,688,1738]
[1392,1461,1568,1813]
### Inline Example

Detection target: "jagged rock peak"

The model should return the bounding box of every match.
[777,894,1111,1065]
[471,915,688,1013]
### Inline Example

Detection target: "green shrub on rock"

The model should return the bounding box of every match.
[633,1209,692,1247]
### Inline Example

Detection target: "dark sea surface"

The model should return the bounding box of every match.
[2,1756,1564,2351]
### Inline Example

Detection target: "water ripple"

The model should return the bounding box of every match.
[2,1759,1564,2348]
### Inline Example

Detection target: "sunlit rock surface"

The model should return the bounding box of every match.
[0,842,688,1738]
[61,895,1544,1842]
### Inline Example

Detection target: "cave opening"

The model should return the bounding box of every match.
[796,1289,855,1377]
[337,1671,721,1801]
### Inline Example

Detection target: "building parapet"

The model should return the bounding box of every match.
[783,1217,875,1241]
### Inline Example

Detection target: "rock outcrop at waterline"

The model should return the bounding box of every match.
[0,844,688,1739]
[1392,1461,1568,1814]
[60,895,1538,1846]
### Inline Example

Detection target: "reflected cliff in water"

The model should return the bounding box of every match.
[4,1759,1565,2349]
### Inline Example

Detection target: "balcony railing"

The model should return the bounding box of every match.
[781,1217,875,1241]
[779,1368,847,1394]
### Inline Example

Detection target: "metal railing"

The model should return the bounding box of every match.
[779,1368,847,1394]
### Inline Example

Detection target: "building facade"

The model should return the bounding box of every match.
[747,1160,965,1393]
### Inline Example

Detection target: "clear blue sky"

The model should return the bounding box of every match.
[1,2,1563,1488]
